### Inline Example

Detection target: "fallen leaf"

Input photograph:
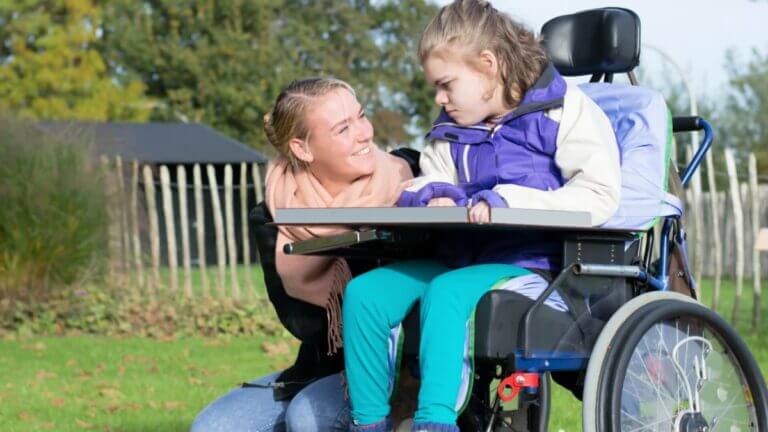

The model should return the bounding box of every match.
[18,411,32,421]
[163,401,185,410]
[36,370,56,380]
[99,388,124,400]
[66,359,77,367]
[75,418,94,429]
[187,377,202,386]
[50,398,65,407]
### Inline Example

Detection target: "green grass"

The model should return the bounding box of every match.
[0,335,297,432]
[1,277,766,431]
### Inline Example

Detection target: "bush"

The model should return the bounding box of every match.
[0,112,108,300]
[0,286,285,339]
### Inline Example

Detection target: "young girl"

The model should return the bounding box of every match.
[342,1,621,431]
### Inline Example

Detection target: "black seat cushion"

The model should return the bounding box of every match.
[474,291,585,361]
[400,291,583,362]
[541,7,640,76]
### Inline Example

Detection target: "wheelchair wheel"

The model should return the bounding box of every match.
[583,292,768,432]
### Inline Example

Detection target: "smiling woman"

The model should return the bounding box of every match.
[190,77,414,432]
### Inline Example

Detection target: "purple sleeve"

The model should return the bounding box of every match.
[470,190,508,208]
[397,182,468,207]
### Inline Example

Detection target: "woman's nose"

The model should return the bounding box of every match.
[355,117,374,142]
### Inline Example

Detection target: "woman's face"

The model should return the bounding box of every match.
[295,88,376,188]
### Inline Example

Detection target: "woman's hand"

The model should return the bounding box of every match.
[427,197,457,207]
[469,201,491,223]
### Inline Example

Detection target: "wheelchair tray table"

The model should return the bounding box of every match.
[273,207,638,257]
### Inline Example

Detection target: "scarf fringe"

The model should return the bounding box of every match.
[325,258,352,355]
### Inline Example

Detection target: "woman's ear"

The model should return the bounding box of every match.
[288,138,313,164]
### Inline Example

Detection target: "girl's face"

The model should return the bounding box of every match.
[423,49,506,126]
[291,88,376,190]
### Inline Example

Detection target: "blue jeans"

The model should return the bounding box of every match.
[190,372,350,432]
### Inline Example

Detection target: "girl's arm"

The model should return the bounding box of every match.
[492,84,621,226]
[398,140,467,207]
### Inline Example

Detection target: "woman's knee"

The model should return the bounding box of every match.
[285,374,349,431]
[190,372,287,432]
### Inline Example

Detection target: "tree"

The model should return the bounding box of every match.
[0,0,149,121]
[99,0,439,152]
[720,48,768,173]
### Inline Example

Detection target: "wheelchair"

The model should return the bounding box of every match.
[262,7,768,432]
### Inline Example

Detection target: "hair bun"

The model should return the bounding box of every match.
[263,111,278,147]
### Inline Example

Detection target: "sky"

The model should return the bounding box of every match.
[433,0,768,99]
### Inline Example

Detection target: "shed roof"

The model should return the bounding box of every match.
[37,122,268,164]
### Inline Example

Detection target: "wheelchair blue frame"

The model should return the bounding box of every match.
[512,117,713,375]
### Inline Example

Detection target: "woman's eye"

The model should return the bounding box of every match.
[359,111,366,118]
[339,126,349,134]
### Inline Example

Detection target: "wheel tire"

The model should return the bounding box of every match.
[583,292,768,431]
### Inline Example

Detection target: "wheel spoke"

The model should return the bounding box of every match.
[618,317,759,432]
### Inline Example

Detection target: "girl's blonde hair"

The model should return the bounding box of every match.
[418,0,548,107]
[263,77,355,168]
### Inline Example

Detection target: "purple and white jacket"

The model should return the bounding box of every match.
[399,64,621,271]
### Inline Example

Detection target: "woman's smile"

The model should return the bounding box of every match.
[352,145,372,156]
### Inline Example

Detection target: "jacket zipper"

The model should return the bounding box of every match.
[430,121,493,184]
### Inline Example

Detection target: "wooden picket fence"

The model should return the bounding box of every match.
[680,148,764,330]
[100,148,766,327]
[101,156,264,301]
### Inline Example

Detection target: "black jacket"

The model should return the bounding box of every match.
[249,148,420,400]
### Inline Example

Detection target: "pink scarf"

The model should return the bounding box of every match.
[265,149,409,353]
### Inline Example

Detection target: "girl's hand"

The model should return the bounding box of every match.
[427,197,456,207]
[469,201,491,223]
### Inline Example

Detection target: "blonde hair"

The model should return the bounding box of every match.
[418,0,548,107]
[263,77,355,168]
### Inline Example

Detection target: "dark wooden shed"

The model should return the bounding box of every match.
[38,122,269,266]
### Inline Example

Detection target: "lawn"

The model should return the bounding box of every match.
[1,277,766,431]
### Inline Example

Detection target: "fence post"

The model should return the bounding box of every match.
[143,165,161,293]
[705,151,722,310]
[240,163,254,299]
[749,153,762,331]
[130,161,145,291]
[115,156,132,279]
[101,156,122,285]
[160,165,178,293]
[193,164,210,297]
[224,165,241,300]
[252,163,264,203]
[725,149,745,324]
[206,164,227,297]
[177,165,193,298]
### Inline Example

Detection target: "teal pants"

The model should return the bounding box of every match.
[342,260,532,426]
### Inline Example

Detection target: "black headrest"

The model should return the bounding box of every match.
[541,7,641,76]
